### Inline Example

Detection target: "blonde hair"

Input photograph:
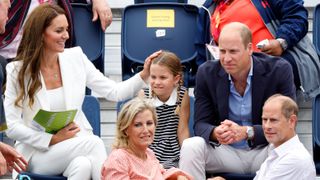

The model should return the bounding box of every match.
[150,50,184,114]
[113,98,157,149]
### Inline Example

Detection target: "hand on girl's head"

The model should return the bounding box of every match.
[140,50,163,81]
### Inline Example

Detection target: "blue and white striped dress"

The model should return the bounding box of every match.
[145,86,187,169]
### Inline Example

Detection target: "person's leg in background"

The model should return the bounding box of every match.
[0,56,6,87]
[281,52,300,90]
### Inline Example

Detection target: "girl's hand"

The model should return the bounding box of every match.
[49,122,80,145]
[139,50,162,81]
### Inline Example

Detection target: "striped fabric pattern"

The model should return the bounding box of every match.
[146,86,187,169]
[0,0,80,49]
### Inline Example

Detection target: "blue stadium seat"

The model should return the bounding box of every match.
[71,3,105,74]
[82,95,101,136]
[313,4,320,57]
[208,173,255,180]
[18,95,101,179]
[189,96,195,136]
[135,0,187,3]
[121,3,199,87]
[313,93,320,174]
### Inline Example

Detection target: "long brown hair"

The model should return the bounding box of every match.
[14,4,66,107]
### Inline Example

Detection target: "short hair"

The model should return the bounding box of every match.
[238,25,252,48]
[113,97,157,149]
[220,22,252,48]
[265,94,298,119]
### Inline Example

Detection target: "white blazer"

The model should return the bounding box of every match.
[4,47,146,162]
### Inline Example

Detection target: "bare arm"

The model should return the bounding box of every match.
[177,92,190,146]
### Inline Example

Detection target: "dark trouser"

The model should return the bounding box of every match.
[281,52,301,90]
[0,57,13,87]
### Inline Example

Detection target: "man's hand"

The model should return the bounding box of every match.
[91,0,113,31]
[213,120,247,144]
[213,123,235,144]
[260,39,283,56]
[0,142,27,175]
[221,120,247,143]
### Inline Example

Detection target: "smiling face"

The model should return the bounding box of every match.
[126,109,155,151]
[262,98,296,148]
[43,14,69,54]
[150,64,180,101]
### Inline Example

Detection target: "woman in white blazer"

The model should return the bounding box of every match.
[4,4,160,180]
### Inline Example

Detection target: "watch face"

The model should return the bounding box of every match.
[247,127,254,139]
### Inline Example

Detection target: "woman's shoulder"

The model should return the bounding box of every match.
[59,46,85,59]
[63,46,83,54]
[146,148,158,160]
[6,61,22,73]
[109,148,129,158]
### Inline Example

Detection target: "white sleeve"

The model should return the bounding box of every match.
[4,63,52,151]
[81,50,147,102]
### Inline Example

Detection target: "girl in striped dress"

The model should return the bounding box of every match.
[139,51,190,168]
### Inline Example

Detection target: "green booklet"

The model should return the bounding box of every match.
[32,109,77,134]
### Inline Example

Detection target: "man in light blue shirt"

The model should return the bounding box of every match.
[180,22,296,179]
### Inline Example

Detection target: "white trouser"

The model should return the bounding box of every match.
[28,135,107,180]
[179,136,269,180]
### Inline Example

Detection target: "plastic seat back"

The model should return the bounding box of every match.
[313,4,320,57]
[189,96,195,136]
[71,3,105,73]
[121,3,199,87]
[82,95,101,137]
[208,173,255,180]
[313,93,320,174]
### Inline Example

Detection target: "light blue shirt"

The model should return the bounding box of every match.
[228,58,253,149]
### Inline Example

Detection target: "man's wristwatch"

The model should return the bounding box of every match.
[246,126,254,140]
[276,38,288,51]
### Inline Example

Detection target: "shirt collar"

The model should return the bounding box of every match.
[152,87,178,107]
[228,57,253,81]
[272,134,299,157]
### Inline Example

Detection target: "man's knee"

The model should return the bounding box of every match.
[181,136,207,156]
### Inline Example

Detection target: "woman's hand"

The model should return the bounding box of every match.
[49,122,80,146]
[139,50,162,81]
[101,161,107,180]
